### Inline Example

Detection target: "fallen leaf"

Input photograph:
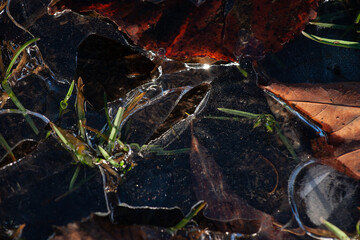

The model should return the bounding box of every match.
[48,0,318,61]
[189,123,293,238]
[261,81,360,179]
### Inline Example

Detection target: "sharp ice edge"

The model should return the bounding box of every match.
[118,86,192,130]
[0,109,50,124]
[185,62,239,70]
[264,90,328,140]
[0,139,38,164]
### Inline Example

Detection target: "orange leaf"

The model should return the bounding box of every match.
[261,82,360,179]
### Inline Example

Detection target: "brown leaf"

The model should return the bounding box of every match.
[261,82,360,144]
[51,214,149,240]
[261,82,360,178]
[189,124,293,238]
[48,0,318,61]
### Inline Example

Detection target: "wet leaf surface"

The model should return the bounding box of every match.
[49,0,318,61]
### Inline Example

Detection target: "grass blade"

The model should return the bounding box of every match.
[82,124,108,141]
[147,146,190,155]
[98,145,119,168]
[4,38,39,80]
[276,126,298,161]
[1,84,39,134]
[59,80,75,117]
[236,65,248,78]
[69,165,80,190]
[50,122,71,147]
[320,218,350,240]
[215,108,298,161]
[218,108,259,118]
[0,133,16,162]
[1,38,40,134]
[170,201,206,232]
[122,91,146,120]
[309,22,357,30]
[355,12,360,24]
[51,122,95,167]
[205,116,244,121]
[302,31,360,49]
[107,106,124,152]
[104,93,112,130]
[55,172,96,202]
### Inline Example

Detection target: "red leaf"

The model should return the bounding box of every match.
[49,0,318,61]
[261,82,360,179]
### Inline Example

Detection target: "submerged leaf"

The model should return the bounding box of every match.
[189,123,291,237]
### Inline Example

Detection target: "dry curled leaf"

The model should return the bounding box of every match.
[261,81,360,179]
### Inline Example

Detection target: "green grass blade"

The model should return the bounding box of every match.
[55,172,96,202]
[107,106,124,152]
[69,165,80,191]
[302,31,360,49]
[98,145,119,168]
[236,65,248,78]
[104,93,112,130]
[355,12,360,24]
[205,116,244,121]
[129,143,141,151]
[50,123,71,148]
[218,108,259,119]
[215,108,298,161]
[170,201,206,232]
[2,84,39,134]
[357,220,360,236]
[4,38,39,80]
[275,126,298,161]
[147,146,190,155]
[320,218,350,240]
[309,22,356,30]
[59,80,75,117]
[98,145,111,160]
[2,38,40,134]
[0,133,16,162]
